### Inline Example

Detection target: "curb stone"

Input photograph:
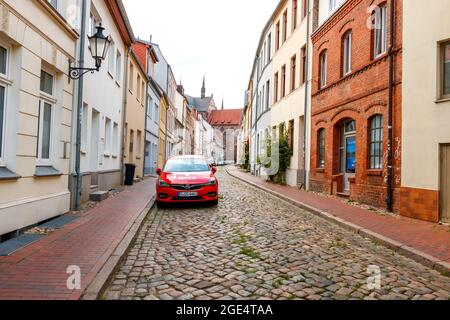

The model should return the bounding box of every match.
[81,195,156,300]
[226,167,450,275]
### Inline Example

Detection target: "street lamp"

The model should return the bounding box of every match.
[69,23,111,80]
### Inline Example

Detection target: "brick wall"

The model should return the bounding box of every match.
[309,0,403,213]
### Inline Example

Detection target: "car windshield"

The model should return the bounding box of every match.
[164,158,210,173]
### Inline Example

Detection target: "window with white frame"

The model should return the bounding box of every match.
[108,40,115,76]
[154,103,159,123]
[137,74,141,100]
[147,96,153,120]
[0,45,8,163]
[105,117,112,155]
[115,50,122,82]
[369,115,383,169]
[342,31,352,75]
[38,70,55,163]
[373,4,387,58]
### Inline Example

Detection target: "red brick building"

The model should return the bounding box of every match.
[309,0,402,212]
[209,109,243,163]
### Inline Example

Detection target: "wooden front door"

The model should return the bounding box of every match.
[441,145,450,223]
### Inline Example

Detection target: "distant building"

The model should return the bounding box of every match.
[209,109,243,164]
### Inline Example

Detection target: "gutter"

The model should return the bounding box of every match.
[74,0,88,211]
[301,0,311,190]
[120,47,131,183]
[386,0,395,212]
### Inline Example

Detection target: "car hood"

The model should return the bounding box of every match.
[161,171,215,184]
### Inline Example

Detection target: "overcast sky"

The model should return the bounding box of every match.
[123,0,276,109]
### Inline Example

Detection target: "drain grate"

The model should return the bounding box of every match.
[0,234,44,256]
[39,215,79,229]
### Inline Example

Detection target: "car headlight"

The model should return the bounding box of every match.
[205,179,217,186]
[158,179,170,187]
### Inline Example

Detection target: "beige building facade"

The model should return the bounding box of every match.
[0,0,78,238]
[401,0,450,223]
[123,50,146,179]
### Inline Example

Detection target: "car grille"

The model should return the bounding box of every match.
[171,184,207,190]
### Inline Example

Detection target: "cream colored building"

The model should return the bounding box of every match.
[0,0,78,238]
[123,50,146,179]
[401,0,450,223]
[270,0,313,187]
[69,0,134,205]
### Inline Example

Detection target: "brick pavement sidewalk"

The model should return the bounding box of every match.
[0,177,156,300]
[227,167,450,273]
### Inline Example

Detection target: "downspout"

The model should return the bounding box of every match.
[143,76,149,177]
[75,0,88,211]
[386,0,395,212]
[120,47,131,184]
[302,0,311,190]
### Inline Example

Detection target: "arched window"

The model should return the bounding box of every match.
[342,30,352,75]
[319,50,327,88]
[317,129,326,168]
[369,115,383,169]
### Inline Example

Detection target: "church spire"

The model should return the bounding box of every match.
[201,75,206,98]
[221,97,224,110]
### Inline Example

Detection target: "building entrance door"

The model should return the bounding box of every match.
[340,120,356,192]
[440,144,450,223]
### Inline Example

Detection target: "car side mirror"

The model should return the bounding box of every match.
[156,168,162,176]
[211,167,217,174]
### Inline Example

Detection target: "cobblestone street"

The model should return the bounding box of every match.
[103,169,450,300]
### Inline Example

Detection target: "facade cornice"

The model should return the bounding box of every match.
[34,0,79,40]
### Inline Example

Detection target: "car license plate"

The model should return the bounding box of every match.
[178,192,198,197]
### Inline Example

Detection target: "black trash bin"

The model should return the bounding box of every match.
[124,163,136,186]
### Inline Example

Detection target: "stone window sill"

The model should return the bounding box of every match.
[435,97,450,104]
[34,166,62,177]
[0,167,21,181]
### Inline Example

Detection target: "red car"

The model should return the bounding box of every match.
[156,156,219,206]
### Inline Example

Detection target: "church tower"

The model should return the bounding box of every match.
[201,76,206,98]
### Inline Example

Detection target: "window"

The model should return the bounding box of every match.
[319,50,327,88]
[281,65,286,98]
[266,80,270,110]
[40,70,54,96]
[442,41,450,98]
[129,63,134,92]
[115,50,122,82]
[267,33,272,63]
[373,4,387,58]
[108,40,115,75]
[147,96,153,120]
[300,46,307,85]
[302,0,307,19]
[38,101,52,161]
[342,31,352,75]
[0,46,7,76]
[282,10,288,43]
[292,0,298,31]
[0,45,8,161]
[104,117,112,154]
[288,120,294,155]
[0,86,5,160]
[369,115,383,169]
[276,22,280,51]
[141,81,145,103]
[137,74,141,100]
[137,130,142,158]
[113,122,119,156]
[317,129,325,168]
[154,103,159,123]
[81,103,88,152]
[291,55,296,92]
[38,69,55,162]
[329,0,339,13]
[274,72,279,102]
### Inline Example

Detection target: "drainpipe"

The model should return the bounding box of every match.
[386,0,395,212]
[302,0,311,190]
[120,47,131,184]
[74,0,88,211]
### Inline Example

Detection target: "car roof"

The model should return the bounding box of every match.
[168,155,206,160]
